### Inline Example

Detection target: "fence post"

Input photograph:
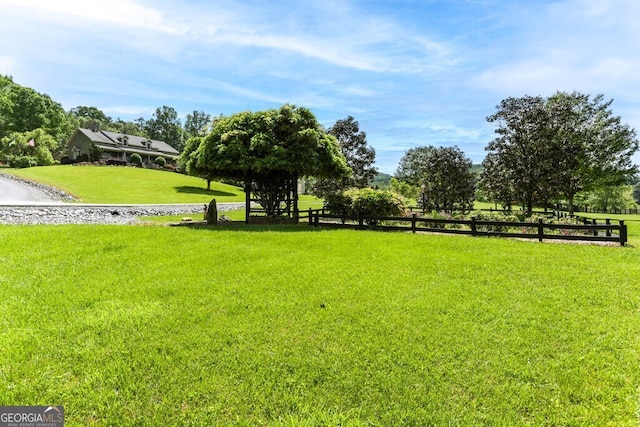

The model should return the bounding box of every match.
[314,211,319,227]
[412,213,417,233]
[605,218,611,237]
[358,213,364,228]
[471,216,477,236]
[538,218,544,242]
[308,208,313,226]
[620,220,627,246]
[592,219,598,236]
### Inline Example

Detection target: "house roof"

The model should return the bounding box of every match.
[74,128,180,156]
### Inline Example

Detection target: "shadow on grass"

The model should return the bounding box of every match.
[174,186,239,197]
[173,221,326,233]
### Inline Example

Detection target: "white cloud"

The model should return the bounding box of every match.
[471,0,640,96]
[0,0,185,34]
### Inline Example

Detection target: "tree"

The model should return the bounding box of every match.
[69,106,113,130]
[193,105,350,219]
[584,185,631,212]
[89,143,102,162]
[184,111,212,139]
[112,118,148,137]
[395,145,475,213]
[179,136,217,190]
[312,116,376,197]
[478,152,516,209]
[0,128,58,167]
[145,106,184,151]
[388,177,419,200]
[482,95,557,214]
[0,76,72,148]
[395,146,437,186]
[482,92,639,215]
[633,182,640,205]
[546,92,638,213]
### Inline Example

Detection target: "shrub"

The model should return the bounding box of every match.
[324,188,405,222]
[8,155,38,168]
[106,158,127,166]
[472,211,520,233]
[130,153,142,166]
[324,192,354,218]
[155,156,167,167]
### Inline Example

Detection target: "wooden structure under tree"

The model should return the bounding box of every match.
[244,173,300,224]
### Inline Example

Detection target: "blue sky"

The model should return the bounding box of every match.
[1,0,639,173]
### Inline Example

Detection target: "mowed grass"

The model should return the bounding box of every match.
[3,166,245,204]
[1,226,640,425]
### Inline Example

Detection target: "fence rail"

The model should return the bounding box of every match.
[304,209,627,246]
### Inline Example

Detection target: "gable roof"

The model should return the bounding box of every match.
[74,128,180,156]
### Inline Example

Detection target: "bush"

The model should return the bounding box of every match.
[106,158,127,166]
[155,156,167,167]
[324,192,354,218]
[130,153,142,166]
[472,211,520,232]
[324,188,405,222]
[8,155,38,168]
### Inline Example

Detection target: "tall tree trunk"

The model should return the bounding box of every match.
[568,194,575,216]
[244,178,251,224]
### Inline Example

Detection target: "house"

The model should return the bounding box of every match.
[64,127,180,164]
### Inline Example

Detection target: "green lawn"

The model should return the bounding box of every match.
[1,225,639,425]
[3,165,245,204]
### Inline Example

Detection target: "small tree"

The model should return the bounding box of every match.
[130,153,142,167]
[89,143,102,162]
[312,116,376,197]
[396,146,475,213]
[178,136,218,190]
[633,182,640,205]
[193,105,350,220]
[584,185,632,212]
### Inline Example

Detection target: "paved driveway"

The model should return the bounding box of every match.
[0,174,56,204]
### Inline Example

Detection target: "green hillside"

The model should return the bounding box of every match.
[3,165,245,204]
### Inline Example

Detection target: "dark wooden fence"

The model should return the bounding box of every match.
[304,209,627,246]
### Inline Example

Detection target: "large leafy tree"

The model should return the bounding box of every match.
[481,92,638,214]
[0,128,59,167]
[396,145,475,213]
[184,110,212,139]
[145,106,184,151]
[0,75,72,148]
[313,116,376,197]
[190,105,350,219]
[481,95,557,214]
[69,105,113,130]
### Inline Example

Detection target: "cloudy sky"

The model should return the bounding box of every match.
[1,0,639,173]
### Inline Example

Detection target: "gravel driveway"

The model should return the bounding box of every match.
[0,172,244,224]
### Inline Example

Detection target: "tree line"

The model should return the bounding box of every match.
[0,75,211,166]
[390,92,639,215]
[2,74,638,213]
